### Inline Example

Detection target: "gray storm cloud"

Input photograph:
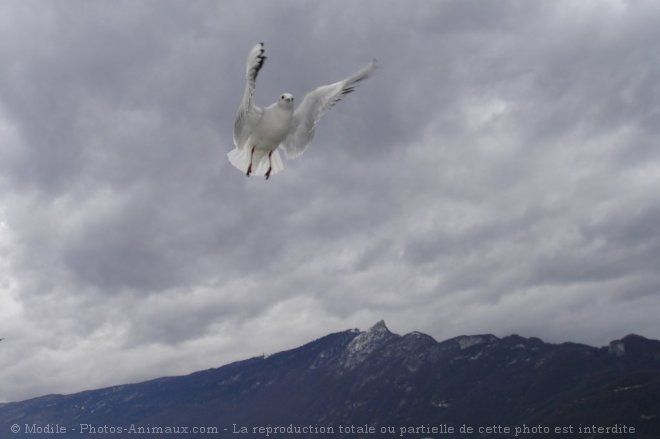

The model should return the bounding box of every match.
[1,0,659,402]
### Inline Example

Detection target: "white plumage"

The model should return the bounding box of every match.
[229,43,377,179]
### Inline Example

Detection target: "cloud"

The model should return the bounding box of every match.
[1,0,660,402]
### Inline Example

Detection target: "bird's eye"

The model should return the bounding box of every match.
[281,95,284,99]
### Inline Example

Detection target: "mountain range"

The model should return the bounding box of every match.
[1,321,659,438]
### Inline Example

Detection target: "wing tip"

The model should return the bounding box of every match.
[247,42,267,81]
[340,59,377,94]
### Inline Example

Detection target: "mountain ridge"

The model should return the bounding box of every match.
[1,321,659,438]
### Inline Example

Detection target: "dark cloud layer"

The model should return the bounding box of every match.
[1,0,659,402]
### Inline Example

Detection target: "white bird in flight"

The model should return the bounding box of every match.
[228,43,377,179]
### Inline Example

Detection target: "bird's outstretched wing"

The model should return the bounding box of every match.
[283,59,377,159]
[233,43,267,149]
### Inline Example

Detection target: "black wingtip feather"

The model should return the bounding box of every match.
[251,44,267,80]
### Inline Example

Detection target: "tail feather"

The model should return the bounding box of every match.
[227,147,284,177]
[227,147,251,173]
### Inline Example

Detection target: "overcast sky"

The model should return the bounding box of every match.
[1,0,659,402]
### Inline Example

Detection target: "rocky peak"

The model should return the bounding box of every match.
[340,320,397,369]
[365,320,392,337]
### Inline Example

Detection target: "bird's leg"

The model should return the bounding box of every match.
[265,151,273,180]
[246,146,255,177]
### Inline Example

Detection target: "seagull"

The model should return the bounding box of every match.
[228,43,377,179]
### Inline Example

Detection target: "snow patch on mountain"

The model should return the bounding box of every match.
[455,335,498,350]
[609,340,626,357]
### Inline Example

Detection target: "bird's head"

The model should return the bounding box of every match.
[278,93,294,108]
